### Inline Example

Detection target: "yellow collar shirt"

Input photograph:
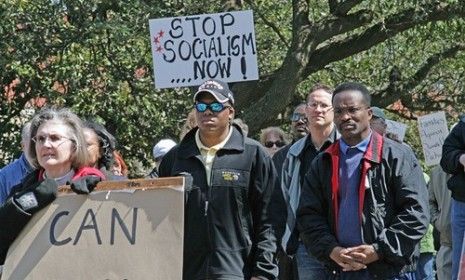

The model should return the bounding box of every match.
[195,127,233,185]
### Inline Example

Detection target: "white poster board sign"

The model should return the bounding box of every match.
[2,178,185,280]
[417,111,449,166]
[149,10,258,89]
[386,119,408,143]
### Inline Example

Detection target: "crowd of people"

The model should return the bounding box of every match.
[0,78,462,280]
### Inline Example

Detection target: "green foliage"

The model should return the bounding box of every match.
[0,0,463,174]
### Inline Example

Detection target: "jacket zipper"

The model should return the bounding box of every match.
[204,153,216,279]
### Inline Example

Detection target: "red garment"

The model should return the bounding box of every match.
[38,167,106,181]
[324,132,383,234]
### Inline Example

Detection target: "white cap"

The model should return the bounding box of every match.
[153,139,177,160]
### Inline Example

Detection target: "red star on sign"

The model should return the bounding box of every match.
[156,46,163,52]
[153,36,160,44]
[158,30,164,38]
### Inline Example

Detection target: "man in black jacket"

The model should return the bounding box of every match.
[297,82,429,279]
[159,79,284,280]
[440,117,465,280]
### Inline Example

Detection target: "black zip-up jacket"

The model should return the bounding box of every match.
[440,116,465,202]
[297,133,429,279]
[0,167,105,265]
[159,125,284,280]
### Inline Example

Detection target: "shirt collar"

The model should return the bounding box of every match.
[340,131,372,155]
[195,126,233,151]
[304,126,338,150]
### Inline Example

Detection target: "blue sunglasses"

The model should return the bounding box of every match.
[195,102,229,113]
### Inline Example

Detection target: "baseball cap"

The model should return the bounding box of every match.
[153,139,177,160]
[193,79,235,105]
[371,106,386,120]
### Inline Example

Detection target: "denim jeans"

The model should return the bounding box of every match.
[327,271,416,280]
[415,253,435,280]
[436,245,452,280]
[295,242,328,280]
[386,271,416,280]
[451,199,465,280]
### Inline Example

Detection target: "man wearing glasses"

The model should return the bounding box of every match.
[159,79,283,280]
[281,84,337,280]
[272,103,308,182]
[298,82,429,279]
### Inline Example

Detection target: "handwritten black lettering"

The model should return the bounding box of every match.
[202,17,216,36]
[179,40,192,61]
[169,18,183,39]
[163,40,175,63]
[220,13,234,35]
[110,208,138,245]
[74,208,102,245]
[242,32,256,55]
[50,211,72,246]
[185,16,200,37]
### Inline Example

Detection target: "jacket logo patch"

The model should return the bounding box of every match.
[222,171,240,181]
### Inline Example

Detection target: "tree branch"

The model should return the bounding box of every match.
[373,43,465,108]
[330,0,363,16]
[306,3,465,76]
[292,0,311,39]
[404,44,465,95]
[313,9,374,45]
[244,0,290,48]
[328,0,338,14]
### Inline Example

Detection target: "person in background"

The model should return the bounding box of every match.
[429,165,452,280]
[232,118,249,136]
[415,173,436,280]
[83,120,126,180]
[298,82,429,279]
[260,126,289,157]
[111,150,128,178]
[440,115,465,280]
[383,120,433,279]
[147,138,177,178]
[369,106,387,136]
[273,103,308,280]
[0,122,34,204]
[281,84,336,280]
[159,79,284,279]
[179,109,197,141]
[273,103,308,181]
[0,107,106,265]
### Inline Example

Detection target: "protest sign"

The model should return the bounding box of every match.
[386,119,408,143]
[2,177,185,280]
[149,10,258,88]
[417,111,449,166]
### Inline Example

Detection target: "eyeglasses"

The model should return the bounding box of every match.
[334,106,368,116]
[290,113,307,122]
[195,102,230,113]
[306,102,332,111]
[32,134,73,146]
[264,141,286,148]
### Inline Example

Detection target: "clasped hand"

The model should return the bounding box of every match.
[330,245,379,272]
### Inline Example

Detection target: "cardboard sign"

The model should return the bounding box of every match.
[386,119,407,143]
[2,178,185,280]
[417,111,449,166]
[149,10,258,88]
